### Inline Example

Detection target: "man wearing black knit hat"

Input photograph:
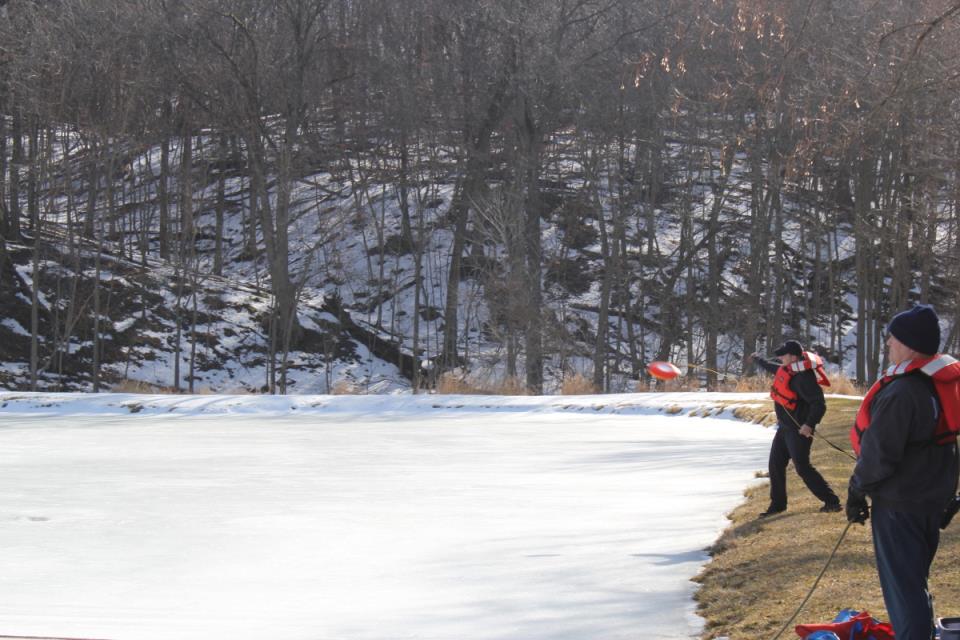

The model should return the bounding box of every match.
[847,304,960,640]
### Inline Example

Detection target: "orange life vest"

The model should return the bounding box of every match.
[770,351,831,411]
[850,354,960,456]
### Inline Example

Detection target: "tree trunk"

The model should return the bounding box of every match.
[398,127,415,251]
[92,213,103,393]
[521,111,543,394]
[214,136,226,276]
[768,157,785,349]
[29,197,40,391]
[8,108,23,242]
[245,132,299,386]
[179,132,194,262]
[27,118,39,235]
[189,283,198,393]
[591,155,611,391]
[0,110,7,239]
[705,144,734,389]
[84,140,98,240]
[743,136,771,370]
[853,146,875,383]
[159,136,171,260]
[441,140,492,371]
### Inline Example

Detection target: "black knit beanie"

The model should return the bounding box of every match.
[887,304,941,355]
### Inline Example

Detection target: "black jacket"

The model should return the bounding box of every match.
[755,355,826,430]
[851,374,960,515]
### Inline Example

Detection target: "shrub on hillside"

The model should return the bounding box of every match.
[827,373,864,396]
[436,373,485,395]
[112,379,175,394]
[561,373,598,395]
[435,372,532,395]
[733,375,772,392]
[331,379,361,395]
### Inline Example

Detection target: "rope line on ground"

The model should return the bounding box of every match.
[768,520,854,640]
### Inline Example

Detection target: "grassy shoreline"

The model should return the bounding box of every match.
[695,396,960,638]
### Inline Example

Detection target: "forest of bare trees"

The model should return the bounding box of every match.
[1,0,959,393]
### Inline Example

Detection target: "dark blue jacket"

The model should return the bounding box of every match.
[851,374,960,515]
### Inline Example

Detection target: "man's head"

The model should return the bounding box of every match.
[774,340,803,365]
[886,304,940,364]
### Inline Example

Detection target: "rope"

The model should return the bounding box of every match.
[768,520,854,640]
[814,430,857,461]
[783,407,858,461]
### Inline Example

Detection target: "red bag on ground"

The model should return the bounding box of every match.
[795,609,895,640]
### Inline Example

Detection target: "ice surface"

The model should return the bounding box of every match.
[0,393,771,639]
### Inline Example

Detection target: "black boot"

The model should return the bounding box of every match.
[820,501,842,513]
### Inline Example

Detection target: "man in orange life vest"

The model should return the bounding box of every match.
[749,340,842,517]
[846,304,960,640]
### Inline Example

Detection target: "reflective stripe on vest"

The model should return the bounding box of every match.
[770,351,830,410]
[850,354,960,456]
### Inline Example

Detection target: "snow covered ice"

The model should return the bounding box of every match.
[0,392,771,639]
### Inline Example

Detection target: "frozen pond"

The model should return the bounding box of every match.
[0,397,771,639]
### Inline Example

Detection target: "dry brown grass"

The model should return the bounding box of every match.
[112,380,240,395]
[331,379,361,395]
[560,373,598,395]
[733,374,773,392]
[435,372,532,395]
[695,396,960,637]
[214,386,255,395]
[735,371,864,395]
[190,386,218,395]
[435,372,485,394]
[111,379,175,394]
[494,376,532,395]
[826,372,865,396]
[637,377,703,392]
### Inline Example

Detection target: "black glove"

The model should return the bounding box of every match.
[941,494,960,530]
[846,485,869,525]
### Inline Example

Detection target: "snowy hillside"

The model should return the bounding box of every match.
[0,121,903,394]
[0,235,409,394]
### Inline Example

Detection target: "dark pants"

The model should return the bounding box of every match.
[871,506,940,640]
[768,424,839,509]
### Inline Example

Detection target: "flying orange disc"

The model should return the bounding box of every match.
[647,361,682,380]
